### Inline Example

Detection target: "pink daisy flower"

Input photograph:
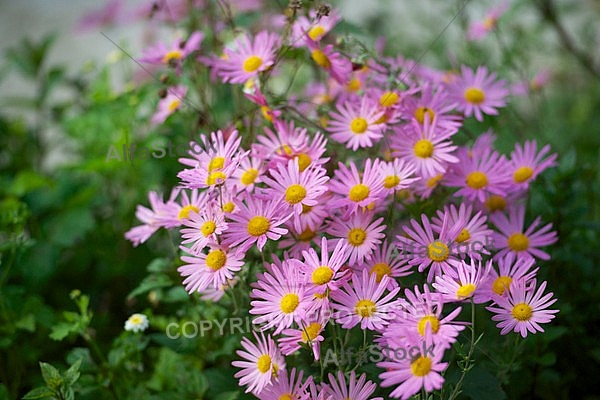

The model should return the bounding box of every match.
[332,269,401,331]
[250,260,312,334]
[279,313,328,361]
[431,203,494,259]
[377,331,448,400]
[125,189,178,246]
[300,236,351,294]
[377,159,419,195]
[216,31,280,84]
[231,156,265,193]
[363,240,412,289]
[261,159,329,217]
[139,31,203,69]
[475,253,538,303]
[178,245,244,293]
[307,41,352,84]
[151,85,187,125]
[467,1,510,41]
[324,370,382,400]
[328,211,386,267]
[328,159,385,216]
[448,65,509,122]
[179,129,244,170]
[383,285,465,351]
[432,259,492,303]
[327,97,385,151]
[260,368,313,400]
[290,9,341,46]
[396,213,464,282]
[509,140,557,190]
[223,197,291,252]
[252,119,311,167]
[490,204,558,261]
[179,202,228,254]
[487,279,558,337]
[393,117,459,178]
[445,148,511,203]
[291,194,330,232]
[400,84,462,132]
[232,332,286,395]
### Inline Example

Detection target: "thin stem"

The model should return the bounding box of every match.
[447,299,476,400]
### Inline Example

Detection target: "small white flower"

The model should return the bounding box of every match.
[124,313,149,333]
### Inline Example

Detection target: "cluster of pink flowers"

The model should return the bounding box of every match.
[124,3,559,399]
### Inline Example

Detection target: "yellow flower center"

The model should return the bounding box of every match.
[347,228,367,246]
[410,356,432,377]
[222,202,235,213]
[201,221,217,237]
[301,322,322,342]
[464,87,485,104]
[417,315,440,336]
[511,302,533,321]
[466,171,488,189]
[256,354,272,373]
[414,139,434,158]
[346,78,361,92]
[168,99,181,112]
[243,55,263,73]
[247,216,270,236]
[370,262,391,283]
[350,117,368,134]
[308,25,326,41]
[285,184,307,204]
[485,195,507,212]
[129,315,143,325]
[383,175,400,189]
[348,183,370,202]
[205,249,227,271]
[379,91,399,107]
[456,228,471,243]
[301,204,313,214]
[298,228,316,242]
[508,233,529,251]
[414,107,435,124]
[277,144,294,156]
[279,394,294,400]
[355,299,377,318]
[456,283,476,299]
[206,171,227,186]
[312,266,333,285]
[240,168,259,186]
[483,16,496,30]
[178,205,199,220]
[295,153,312,172]
[280,293,300,314]
[261,105,274,122]
[428,241,449,262]
[492,276,513,295]
[208,156,225,172]
[513,166,534,183]
[311,49,331,68]
[427,174,443,188]
[162,49,183,63]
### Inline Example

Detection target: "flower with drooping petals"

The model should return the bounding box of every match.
[151,85,187,124]
[509,140,557,190]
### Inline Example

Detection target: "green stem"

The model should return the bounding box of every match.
[447,299,476,400]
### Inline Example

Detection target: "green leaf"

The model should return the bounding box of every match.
[128,273,173,299]
[47,207,95,247]
[147,258,170,273]
[39,362,62,389]
[462,365,506,400]
[22,386,56,400]
[49,322,74,341]
[15,314,36,332]
[63,358,82,385]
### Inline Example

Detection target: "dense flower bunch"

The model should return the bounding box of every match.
[124,2,558,398]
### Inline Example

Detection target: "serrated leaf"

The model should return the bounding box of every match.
[39,362,62,389]
[22,386,56,400]
[63,358,82,385]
